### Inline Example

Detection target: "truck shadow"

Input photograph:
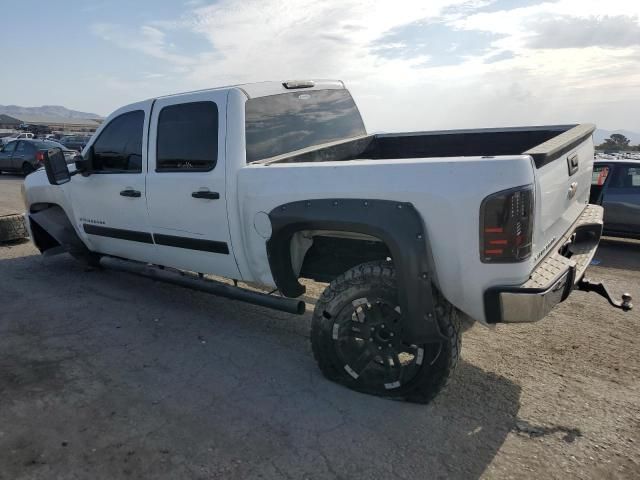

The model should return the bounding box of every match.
[0,252,521,479]
[593,237,640,272]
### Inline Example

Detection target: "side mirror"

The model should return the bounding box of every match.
[75,145,94,174]
[43,147,71,185]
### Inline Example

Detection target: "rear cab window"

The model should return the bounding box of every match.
[610,164,640,189]
[244,89,366,163]
[156,101,218,172]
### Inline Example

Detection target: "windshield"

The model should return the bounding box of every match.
[245,89,366,163]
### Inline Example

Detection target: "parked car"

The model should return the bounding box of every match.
[1,132,35,145]
[0,139,77,175]
[591,159,640,239]
[60,135,91,151]
[22,80,630,403]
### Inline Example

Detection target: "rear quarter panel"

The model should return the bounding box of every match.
[234,156,536,323]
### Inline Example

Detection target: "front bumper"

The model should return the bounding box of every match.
[485,204,603,323]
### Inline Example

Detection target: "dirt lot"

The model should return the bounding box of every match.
[1,175,639,479]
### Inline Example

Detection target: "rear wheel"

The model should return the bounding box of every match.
[22,162,35,176]
[311,261,461,403]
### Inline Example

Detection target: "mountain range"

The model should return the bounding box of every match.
[0,105,102,121]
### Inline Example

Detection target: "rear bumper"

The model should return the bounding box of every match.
[485,204,603,323]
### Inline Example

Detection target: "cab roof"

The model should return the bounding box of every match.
[156,79,345,101]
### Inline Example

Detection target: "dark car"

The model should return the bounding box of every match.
[60,135,91,152]
[591,159,640,239]
[0,140,77,176]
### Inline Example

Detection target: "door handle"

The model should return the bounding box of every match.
[120,189,141,198]
[191,191,220,200]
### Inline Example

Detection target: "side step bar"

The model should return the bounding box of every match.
[99,257,306,315]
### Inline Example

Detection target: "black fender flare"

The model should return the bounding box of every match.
[29,205,89,255]
[266,198,445,343]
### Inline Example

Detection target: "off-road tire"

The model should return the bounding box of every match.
[0,214,28,242]
[311,260,461,404]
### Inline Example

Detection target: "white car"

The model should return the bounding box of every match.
[22,79,631,403]
[1,132,35,144]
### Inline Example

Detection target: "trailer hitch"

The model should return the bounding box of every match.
[576,278,633,311]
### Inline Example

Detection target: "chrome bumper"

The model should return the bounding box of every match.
[485,204,603,323]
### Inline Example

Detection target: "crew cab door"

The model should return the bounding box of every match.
[70,102,156,264]
[146,91,241,279]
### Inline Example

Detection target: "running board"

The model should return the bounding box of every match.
[576,277,633,311]
[99,256,306,315]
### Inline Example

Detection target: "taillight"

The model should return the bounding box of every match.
[35,151,45,163]
[480,185,534,263]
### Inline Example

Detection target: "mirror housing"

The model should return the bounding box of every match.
[75,145,94,174]
[43,147,71,185]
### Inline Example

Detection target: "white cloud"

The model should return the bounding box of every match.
[91,23,195,66]
[90,0,640,131]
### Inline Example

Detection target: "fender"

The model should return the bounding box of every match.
[266,198,445,344]
[29,205,89,256]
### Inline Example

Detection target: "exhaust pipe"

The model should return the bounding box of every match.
[99,256,306,315]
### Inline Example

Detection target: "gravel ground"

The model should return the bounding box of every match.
[1,176,639,479]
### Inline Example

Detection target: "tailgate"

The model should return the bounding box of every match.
[526,124,596,263]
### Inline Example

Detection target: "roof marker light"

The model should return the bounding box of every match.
[283,80,315,89]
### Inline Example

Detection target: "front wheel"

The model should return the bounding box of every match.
[311,261,461,403]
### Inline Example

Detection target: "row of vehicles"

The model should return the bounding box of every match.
[0,134,91,174]
[1,132,91,149]
[0,139,78,175]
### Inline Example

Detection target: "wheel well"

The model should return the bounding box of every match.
[27,203,88,255]
[29,215,61,252]
[266,198,441,342]
[294,231,391,283]
[28,203,61,252]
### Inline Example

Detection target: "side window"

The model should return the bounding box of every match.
[591,165,609,186]
[92,110,144,172]
[16,141,34,153]
[611,165,640,189]
[3,141,17,153]
[156,101,218,172]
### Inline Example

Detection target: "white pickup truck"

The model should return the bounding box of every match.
[1,132,34,144]
[22,80,631,403]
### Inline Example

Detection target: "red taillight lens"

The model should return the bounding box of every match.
[480,185,534,263]
[35,151,45,163]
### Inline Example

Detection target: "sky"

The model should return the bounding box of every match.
[2,0,640,132]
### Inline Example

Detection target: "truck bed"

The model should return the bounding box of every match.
[257,124,595,169]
